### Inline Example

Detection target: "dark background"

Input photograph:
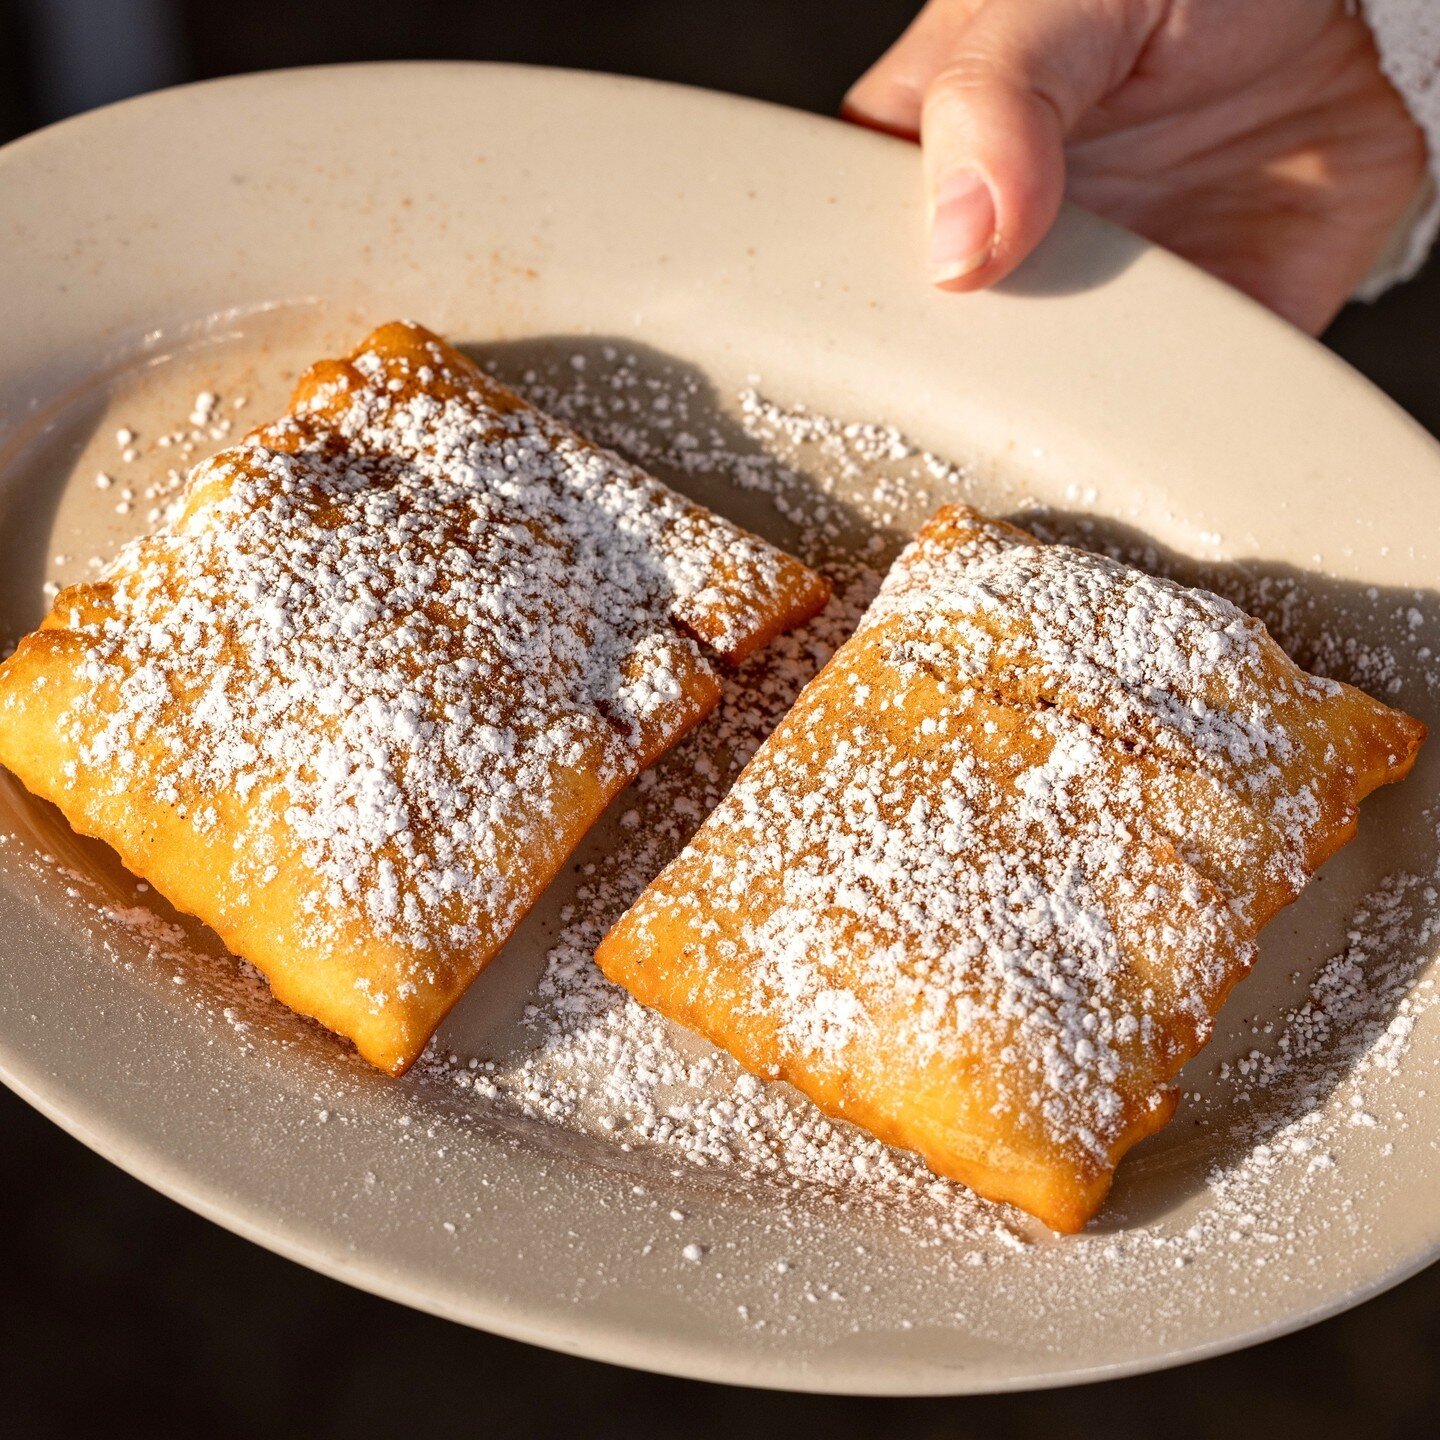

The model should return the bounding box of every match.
[2,1,1439,1434]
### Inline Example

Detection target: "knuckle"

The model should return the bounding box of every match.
[925,52,1023,105]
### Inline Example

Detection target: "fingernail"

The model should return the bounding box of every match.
[928,171,995,284]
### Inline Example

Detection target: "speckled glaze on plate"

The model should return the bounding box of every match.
[1,64,1439,1394]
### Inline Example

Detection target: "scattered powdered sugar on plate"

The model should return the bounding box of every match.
[42,390,245,602]
[14,339,1440,1308]
[415,348,1439,1269]
[423,583,1028,1242]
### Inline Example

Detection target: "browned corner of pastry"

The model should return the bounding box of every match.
[286,355,361,413]
[1387,711,1427,782]
[716,563,832,669]
[360,318,452,357]
[918,501,1037,550]
[353,320,483,388]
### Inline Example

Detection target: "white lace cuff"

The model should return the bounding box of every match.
[1359,0,1440,296]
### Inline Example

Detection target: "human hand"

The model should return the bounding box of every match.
[843,0,1428,332]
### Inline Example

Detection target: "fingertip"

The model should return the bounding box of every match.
[923,82,1067,294]
[929,261,994,294]
[927,169,997,286]
[841,73,924,140]
[929,245,1017,294]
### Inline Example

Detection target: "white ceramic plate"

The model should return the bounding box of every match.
[2,64,1439,1395]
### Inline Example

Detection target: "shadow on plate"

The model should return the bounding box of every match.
[993,209,1147,299]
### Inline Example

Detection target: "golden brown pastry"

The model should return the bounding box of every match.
[0,322,828,1074]
[596,504,1424,1232]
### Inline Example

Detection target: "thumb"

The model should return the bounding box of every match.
[923,0,1159,289]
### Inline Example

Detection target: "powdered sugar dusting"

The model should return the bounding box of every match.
[597,499,1421,1228]
[12,327,820,996]
[8,336,1440,1321]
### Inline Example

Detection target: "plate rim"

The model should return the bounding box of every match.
[8,1043,1439,1397]
[2,59,1439,1395]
